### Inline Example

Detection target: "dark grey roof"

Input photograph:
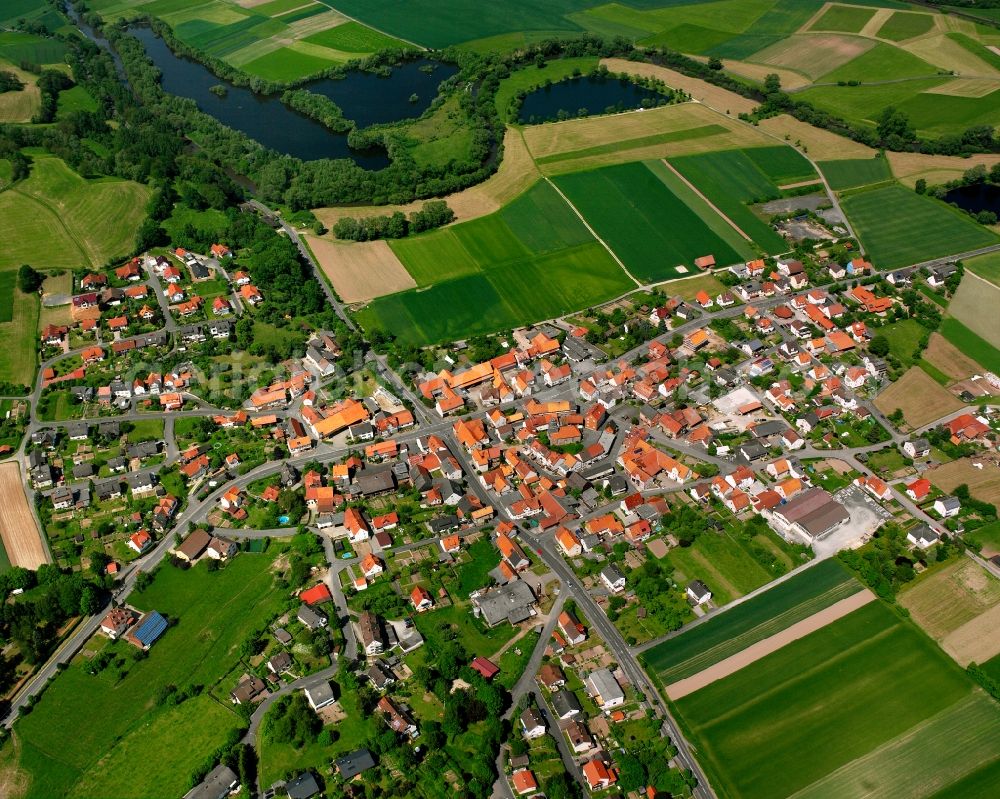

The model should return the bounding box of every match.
[286,772,320,799]
[357,467,395,496]
[335,749,375,780]
[427,515,460,534]
[551,689,581,718]
[183,764,239,799]
[72,463,94,480]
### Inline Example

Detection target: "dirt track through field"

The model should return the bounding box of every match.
[666,588,876,700]
[0,462,48,570]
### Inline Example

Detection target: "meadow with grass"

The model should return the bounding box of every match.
[6,554,289,799]
[672,600,1000,799]
[0,155,149,386]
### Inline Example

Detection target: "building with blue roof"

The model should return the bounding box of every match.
[126,610,167,650]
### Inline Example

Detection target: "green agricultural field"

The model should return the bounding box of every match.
[811,3,877,33]
[673,600,992,799]
[0,31,68,64]
[360,180,633,344]
[301,21,415,54]
[968,251,1000,288]
[840,183,997,269]
[740,145,817,184]
[93,0,408,79]
[359,240,630,344]
[876,10,937,42]
[327,0,586,49]
[555,163,741,283]
[0,154,150,385]
[797,78,1000,138]
[939,318,1000,373]
[669,148,790,252]
[553,160,750,281]
[790,692,1000,799]
[819,156,892,190]
[11,554,289,799]
[645,159,753,260]
[819,42,940,84]
[641,559,856,684]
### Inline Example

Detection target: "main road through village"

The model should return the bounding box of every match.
[4,203,994,798]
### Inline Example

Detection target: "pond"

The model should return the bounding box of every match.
[130,26,456,166]
[518,74,665,124]
[943,182,1000,215]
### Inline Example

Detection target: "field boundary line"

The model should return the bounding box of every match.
[666,588,876,700]
[317,1,428,50]
[635,556,828,655]
[799,1,834,34]
[658,579,861,683]
[659,158,753,243]
[542,176,643,287]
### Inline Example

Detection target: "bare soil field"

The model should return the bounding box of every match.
[0,462,48,569]
[899,558,1000,641]
[942,601,1000,665]
[305,236,416,303]
[874,367,965,428]
[600,58,758,115]
[887,151,1000,187]
[924,457,1000,507]
[752,34,875,80]
[948,274,1000,350]
[923,332,984,381]
[314,128,539,227]
[666,588,875,700]
[717,59,811,91]
[758,114,875,160]
[927,339,977,385]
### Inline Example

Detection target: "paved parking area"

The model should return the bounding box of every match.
[813,484,892,557]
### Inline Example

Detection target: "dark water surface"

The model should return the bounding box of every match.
[131,26,455,166]
[944,183,1000,215]
[519,74,664,124]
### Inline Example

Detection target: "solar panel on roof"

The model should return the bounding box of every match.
[135,611,167,645]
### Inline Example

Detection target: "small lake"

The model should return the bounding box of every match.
[131,26,456,166]
[518,74,664,124]
[944,183,1000,215]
